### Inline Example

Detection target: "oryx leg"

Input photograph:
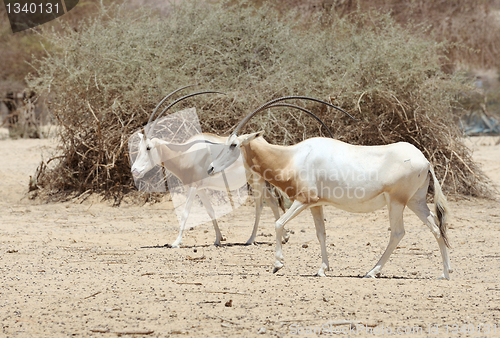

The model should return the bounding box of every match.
[263,185,289,244]
[310,206,329,277]
[171,186,198,248]
[407,189,452,280]
[245,179,284,245]
[365,195,405,278]
[273,200,308,273]
[197,189,223,247]
[263,187,283,228]
[245,179,265,245]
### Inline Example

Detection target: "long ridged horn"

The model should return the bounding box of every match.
[263,103,334,138]
[163,139,218,152]
[161,103,333,151]
[146,91,226,138]
[233,96,355,136]
[146,84,197,129]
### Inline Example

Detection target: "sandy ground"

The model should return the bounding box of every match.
[1,134,500,337]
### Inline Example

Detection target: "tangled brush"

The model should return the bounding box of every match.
[27,1,495,203]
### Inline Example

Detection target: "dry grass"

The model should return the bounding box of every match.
[262,0,500,70]
[26,0,494,202]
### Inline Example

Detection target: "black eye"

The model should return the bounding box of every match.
[146,146,151,151]
[230,144,236,149]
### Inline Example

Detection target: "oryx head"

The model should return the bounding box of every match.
[131,132,162,178]
[130,85,225,178]
[207,131,264,175]
[207,96,355,176]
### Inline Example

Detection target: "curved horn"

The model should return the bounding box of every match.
[233,96,356,136]
[162,104,334,149]
[147,91,226,138]
[147,84,197,128]
[264,103,334,138]
[163,139,218,152]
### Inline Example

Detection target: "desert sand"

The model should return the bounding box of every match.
[1,134,499,337]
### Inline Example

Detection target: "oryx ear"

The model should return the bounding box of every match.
[255,130,265,138]
[241,130,265,145]
[138,132,146,140]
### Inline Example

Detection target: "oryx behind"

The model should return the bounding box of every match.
[130,87,287,247]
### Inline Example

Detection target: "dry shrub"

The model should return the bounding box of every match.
[27,0,494,202]
[262,0,500,70]
[358,0,500,71]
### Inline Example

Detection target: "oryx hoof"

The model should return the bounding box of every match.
[316,263,328,277]
[363,271,380,279]
[273,261,284,273]
[282,232,290,244]
[437,274,450,281]
[244,239,256,246]
[316,270,327,277]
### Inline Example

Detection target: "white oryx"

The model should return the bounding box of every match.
[131,88,334,248]
[132,131,282,247]
[207,96,452,280]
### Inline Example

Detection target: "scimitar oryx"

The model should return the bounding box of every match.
[207,96,452,279]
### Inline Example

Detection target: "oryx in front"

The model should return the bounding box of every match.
[207,96,452,280]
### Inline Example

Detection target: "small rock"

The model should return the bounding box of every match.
[302,244,308,248]
[257,327,267,334]
[301,229,306,233]
[193,249,197,253]
[225,299,232,307]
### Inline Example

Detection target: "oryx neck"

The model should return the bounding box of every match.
[243,138,289,180]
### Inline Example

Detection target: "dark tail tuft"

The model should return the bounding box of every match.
[430,167,450,248]
[266,181,287,213]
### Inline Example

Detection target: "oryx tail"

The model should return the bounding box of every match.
[430,167,450,248]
